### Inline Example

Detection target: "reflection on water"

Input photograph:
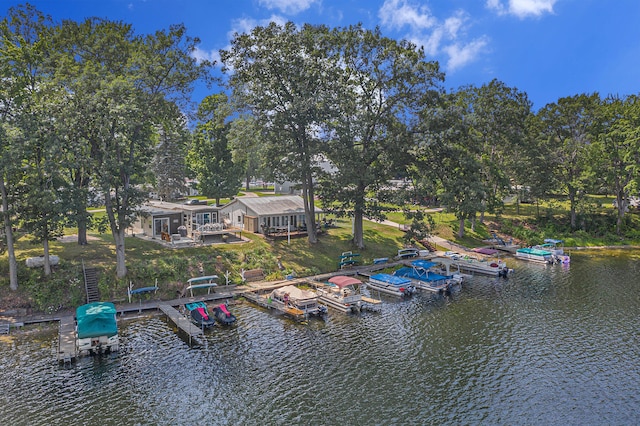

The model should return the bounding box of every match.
[1,251,639,425]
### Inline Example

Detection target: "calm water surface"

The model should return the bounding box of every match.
[1,251,639,425]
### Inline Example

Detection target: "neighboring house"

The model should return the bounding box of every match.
[136,200,220,240]
[274,155,337,195]
[219,195,322,234]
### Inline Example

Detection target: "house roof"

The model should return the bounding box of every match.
[141,200,219,215]
[233,195,322,216]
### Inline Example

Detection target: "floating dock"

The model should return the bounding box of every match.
[57,316,77,365]
[158,304,204,347]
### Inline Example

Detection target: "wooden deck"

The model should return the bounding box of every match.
[57,316,77,365]
[158,304,204,347]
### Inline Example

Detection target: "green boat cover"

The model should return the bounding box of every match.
[76,302,118,339]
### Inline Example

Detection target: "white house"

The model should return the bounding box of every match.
[219,195,322,234]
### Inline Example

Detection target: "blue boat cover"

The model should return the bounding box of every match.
[394,267,449,282]
[76,302,118,339]
[411,259,438,269]
[370,273,412,285]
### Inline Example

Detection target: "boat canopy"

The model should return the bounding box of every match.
[411,259,438,269]
[518,247,552,256]
[328,276,362,288]
[543,239,563,245]
[370,273,412,285]
[395,264,449,283]
[76,302,118,339]
[272,285,317,302]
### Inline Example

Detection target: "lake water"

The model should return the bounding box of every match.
[1,250,639,425]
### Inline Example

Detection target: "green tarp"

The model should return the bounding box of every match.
[76,302,118,339]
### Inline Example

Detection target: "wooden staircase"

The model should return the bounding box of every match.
[83,262,100,303]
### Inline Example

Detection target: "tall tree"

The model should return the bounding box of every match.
[319,25,443,249]
[55,18,212,278]
[0,4,56,283]
[228,113,264,191]
[592,95,640,235]
[152,114,189,201]
[188,93,243,206]
[464,80,532,221]
[221,22,336,244]
[413,91,485,238]
[535,94,600,229]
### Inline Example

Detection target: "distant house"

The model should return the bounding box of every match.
[219,195,323,234]
[136,200,221,240]
[274,155,337,195]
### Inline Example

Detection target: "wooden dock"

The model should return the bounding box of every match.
[158,304,204,347]
[57,315,77,365]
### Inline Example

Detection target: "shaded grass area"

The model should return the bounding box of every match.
[0,216,408,313]
[3,194,639,314]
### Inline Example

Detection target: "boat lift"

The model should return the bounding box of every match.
[185,275,219,297]
[339,251,360,269]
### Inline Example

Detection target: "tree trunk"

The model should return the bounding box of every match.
[352,209,365,249]
[43,237,51,276]
[569,190,577,229]
[615,193,626,236]
[301,173,317,244]
[75,174,89,245]
[1,178,18,291]
[458,217,465,238]
[114,227,127,278]
[77,213,88,245]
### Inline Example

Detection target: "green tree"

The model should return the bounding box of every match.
[318,25,443,249]
[221,22,336,244]
[464,80,533,221]
[54,18,212,278]
[592,95,640,234]
[228,113,264,191]
[535,94,600,230]
[188,93,243,206]
[152,114,189,201]
[413,91,485,238]
[1,4,61,280]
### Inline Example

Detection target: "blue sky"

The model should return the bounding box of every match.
[5,0,640,110]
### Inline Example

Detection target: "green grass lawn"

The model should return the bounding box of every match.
[2,193,639,313]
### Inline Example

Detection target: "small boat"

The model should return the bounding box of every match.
[393,259,461,293]
[268,285,328,317]
[76,302,119,355]
[211,303,237,325]
[515,247,553,264]
[443,252,511,277]
[185,301,217,328]
[536,239,570,264]
[316,275,366,313]
[444,251,512,277]
[366,273,416,297]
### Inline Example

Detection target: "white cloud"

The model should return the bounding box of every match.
[378,0,437,30]
[379,1,487,72]
[191,47,220,65]
[258,0,319,15]
[444,37,489,71]
[486,0,557,18]
[192,15,289,67]
[229,15,288,38]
